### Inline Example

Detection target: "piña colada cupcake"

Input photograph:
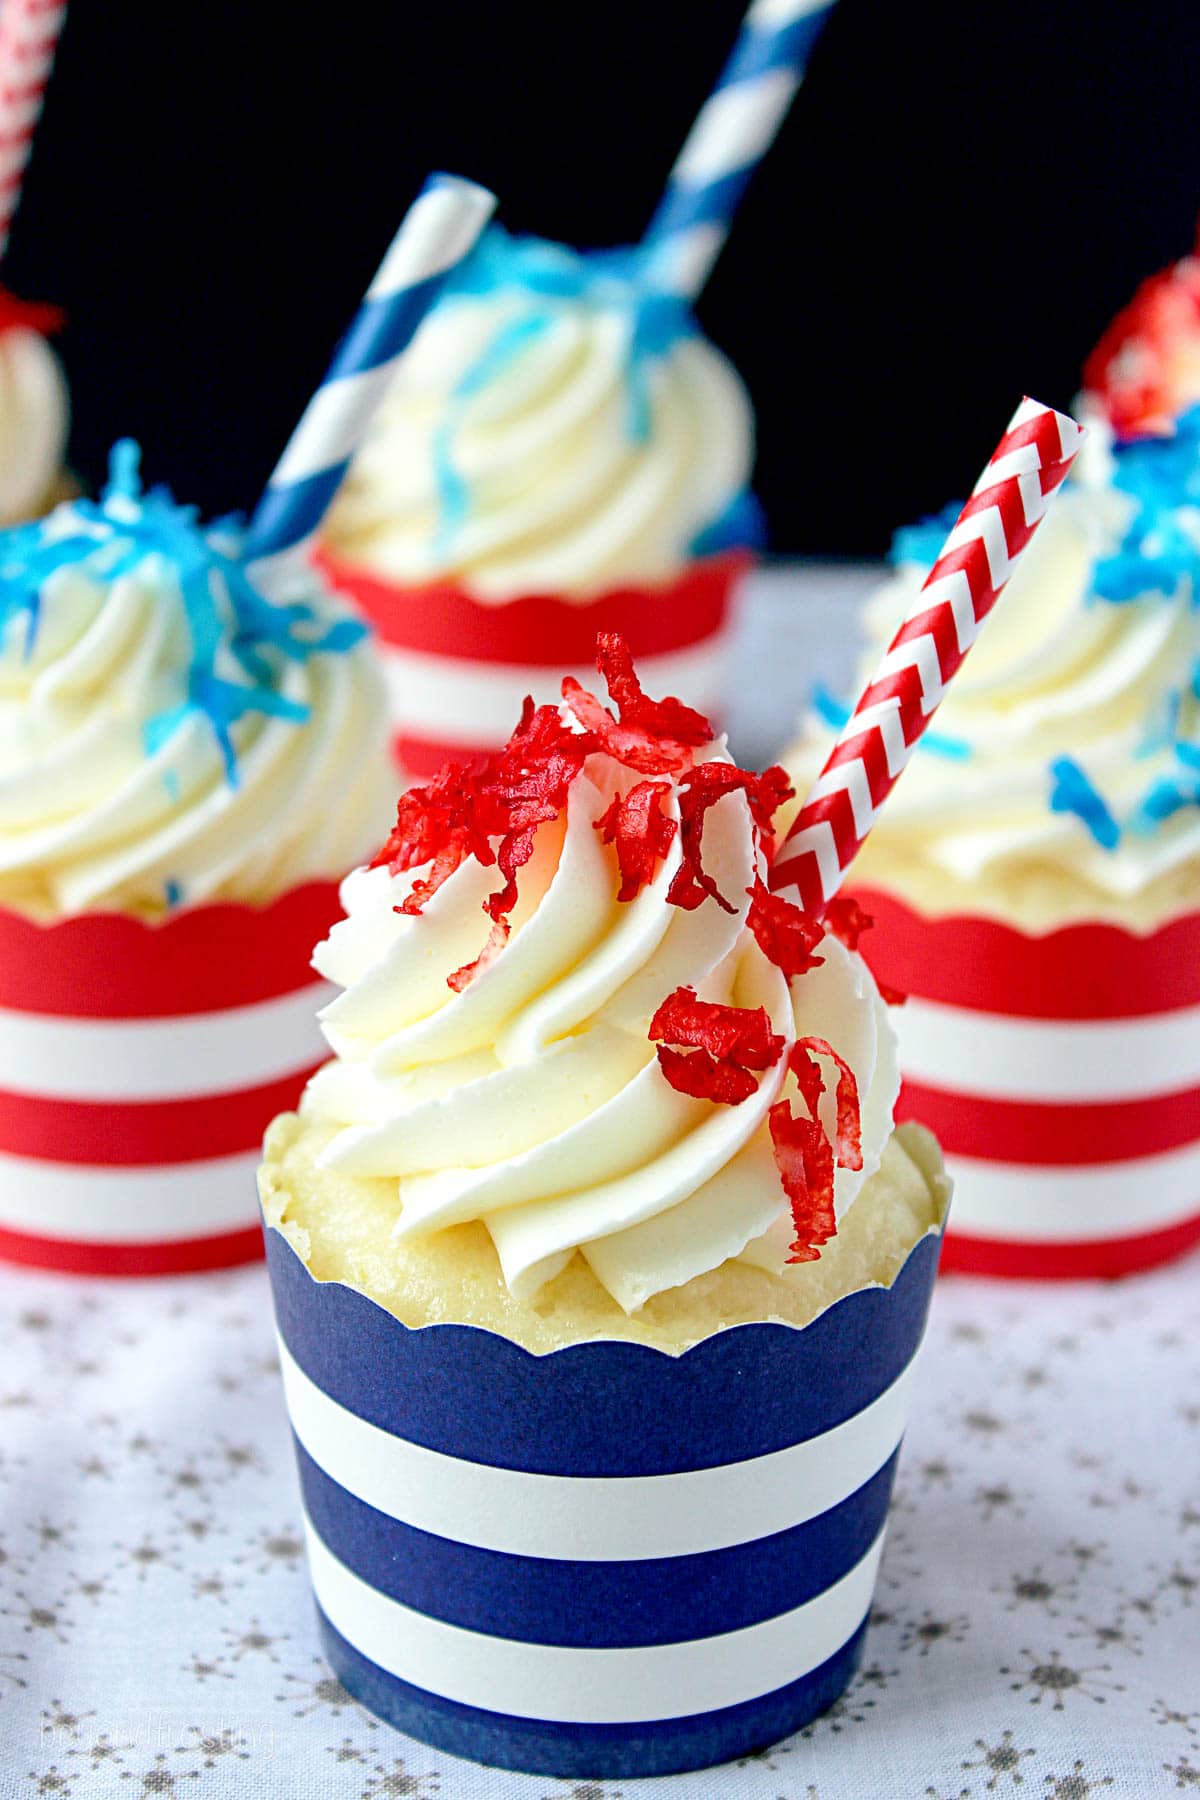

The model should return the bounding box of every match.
[260,634,949,1776]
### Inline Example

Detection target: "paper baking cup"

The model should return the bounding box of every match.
[263,1219,943,1778]
[0,885,340,1276]
[851,886,1200,1278]
[314,550,750,777]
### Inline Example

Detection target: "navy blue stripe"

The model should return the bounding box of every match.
[265,1225,942,1476]
[316,1605,868,1778]
[325,269,447,381]
[242,463,346,562]
[296,1442,898,1648]
[716,7,833,88]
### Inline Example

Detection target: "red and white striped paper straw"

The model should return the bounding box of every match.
[770,398,1084,912]
[0,0,66,263]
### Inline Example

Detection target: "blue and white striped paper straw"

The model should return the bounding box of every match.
[243,173,496,591]
[642,0,836,300]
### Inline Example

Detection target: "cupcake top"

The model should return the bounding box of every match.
[0,442,391,917]
[791,413,1200,914]
[322,226,759,601]
[303,635,901,1316]
[0,291,68,525]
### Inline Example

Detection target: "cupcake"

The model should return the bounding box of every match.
[785,414,1200,1277]
[260,635,950,1776]
[0,288,70,523]
[317,226,760,777]
[0,441,391,1273]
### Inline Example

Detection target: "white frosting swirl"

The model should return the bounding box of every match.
[323,235,755,600]
[304,743,899,1314]
[794,440,1200,899]
[0,327,68,524]
[0,481,392,916]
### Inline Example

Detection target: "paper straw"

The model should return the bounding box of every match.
[641,0,836,300]
[0,0,67,264]
[243,173,496,591]
[770,398,1084,914]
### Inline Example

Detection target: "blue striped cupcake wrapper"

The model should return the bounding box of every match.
[264,1222,944,1778]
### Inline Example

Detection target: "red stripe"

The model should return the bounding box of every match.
[0,1223,264,1277]
[0,882,342,1017]
[850,886,1200,1018]
[940,1213,1200,1279]
[896,1078,1200,1165]
[315,550,746,666]
[0,1066,323,1165]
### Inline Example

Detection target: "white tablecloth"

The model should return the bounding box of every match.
[2,1254,1198,1800]
[2,567,1198,1799]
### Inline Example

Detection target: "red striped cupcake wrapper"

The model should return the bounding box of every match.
[852,886,1200,1279]
[0,884,342,1276]
[314,550,750,777]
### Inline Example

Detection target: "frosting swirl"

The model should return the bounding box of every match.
[303,663,899,1314]
[323,228,758,600]
[0,320,68,524]
[0,443,391,916]
[792,416,1200,900]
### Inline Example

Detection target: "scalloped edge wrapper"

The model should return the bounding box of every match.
[0,884,341,1275]
[262,1211,946,1778]
[314,550,750,777]
[851,885,1200,1278]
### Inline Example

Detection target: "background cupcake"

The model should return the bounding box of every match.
[0,442,391,1274]
[318,224,760,777]
[785,415,1200,1276]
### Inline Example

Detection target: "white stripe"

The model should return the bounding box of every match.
[838,697,911,778]
[648,223,726,297]
[380,635,729,749]
[874,633,944,712]
[895,995,1200,1102]
[270,365,397,485]
[367,179,496,301]
[672,69,800,185]
[0,981,331,1102]
[945,1139,1200,1243]
[805,756,876,841]
[305,1517,883,1724]
[919,566,980,656]
[773,817,841,900]
[279,1337,915,1561]
[943,503,1014,592]
[772,817,841,901]
[0,1149,261,1243]
[746,0,829,25]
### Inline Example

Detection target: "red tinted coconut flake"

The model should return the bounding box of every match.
[594,630,714,747]
[769,1102,838,1264]
[447,918,510,994]
[371,760,495,917]
[669,763,794,914]
[821,895,907,1005]
[790,1037,863,1172]
[649,985,785,1105]
[746,877,826,978]
[596,780,676,902]
[373,698,594,981]
[657,1046,760,1105]
[561,632,714,776]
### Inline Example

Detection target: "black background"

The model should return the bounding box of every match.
[9,0,1200,553]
